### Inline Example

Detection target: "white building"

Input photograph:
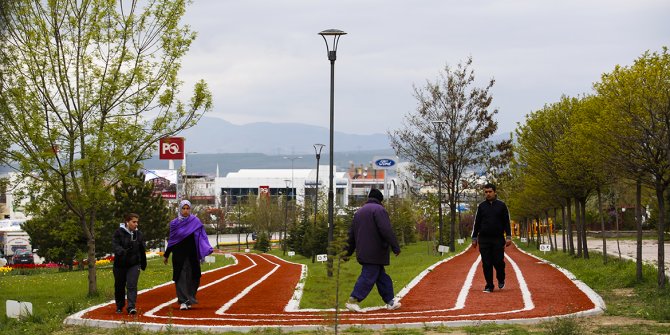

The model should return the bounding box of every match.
[214,166,349,208]
[0,172,30,220]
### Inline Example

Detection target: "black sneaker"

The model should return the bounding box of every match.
[116,308,123,314]
[128,308,137,315]
[498,281,505,289]
[483,286,493,293]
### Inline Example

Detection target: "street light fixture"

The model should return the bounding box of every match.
[283,156,303,202]
[431,120,446,249]
[319,28,346,277]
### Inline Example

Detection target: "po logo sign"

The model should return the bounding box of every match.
[159,137,185,160]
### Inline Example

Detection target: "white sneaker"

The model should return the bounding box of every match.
[345,302,364,313]
[179,303,189,310]
[386,300,401,310]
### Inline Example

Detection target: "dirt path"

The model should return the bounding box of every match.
[65,245,604,332]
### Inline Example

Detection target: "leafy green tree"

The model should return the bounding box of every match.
[111,171,171,249]
[389,57,511,251]
[22,202,86,268]
[514,97,578,254]
[595,47,670,287]
[0,1,212,295]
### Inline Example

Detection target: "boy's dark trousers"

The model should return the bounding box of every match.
[114,264,140,310]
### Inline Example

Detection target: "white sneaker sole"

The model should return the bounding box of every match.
[345,303,364,313]
[387,302,402,310]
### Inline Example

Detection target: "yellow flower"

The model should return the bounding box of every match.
[95,259,111,266]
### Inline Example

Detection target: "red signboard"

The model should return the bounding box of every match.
[159,137,185,160]
[259,186,270,199]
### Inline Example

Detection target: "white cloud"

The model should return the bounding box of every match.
[176,0,670,135]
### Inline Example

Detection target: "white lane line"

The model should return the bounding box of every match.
[258,254,308,312]
[215,254,281,314]
[454,255,481,310]
[144,253,257,317]
[505,253,534,311]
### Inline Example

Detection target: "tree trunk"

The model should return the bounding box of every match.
[544,210,553,251]
[575,199,582,257]
[86,235,97,297]
[636,178,643,282]
[581,197,589,259]
[597,188,607,264]
[561,205,567,253]
[655,184,667,288]
[553,208,559,252]
[535,216,543,249]
[566,197,574,255]
[449,201,457,252]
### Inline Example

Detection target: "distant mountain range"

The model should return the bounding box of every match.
[142,150,397,176]
[1,117,512,176]
[176,116,392,155]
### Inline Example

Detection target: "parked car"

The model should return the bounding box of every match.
[11,249,34,265]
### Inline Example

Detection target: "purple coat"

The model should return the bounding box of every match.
[347,199,400,265]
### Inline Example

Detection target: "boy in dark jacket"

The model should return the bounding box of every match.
[345,188,402,312]
[112,213,147,315]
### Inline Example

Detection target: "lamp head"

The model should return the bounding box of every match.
[319,29,346,60]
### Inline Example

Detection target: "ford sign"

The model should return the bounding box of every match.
[374,158,396,169]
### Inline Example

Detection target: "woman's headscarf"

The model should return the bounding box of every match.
[179,200,192,219]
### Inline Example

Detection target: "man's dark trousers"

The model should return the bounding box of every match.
[478,236,506,288]
[351,264,395,303]
[114,264,140,310]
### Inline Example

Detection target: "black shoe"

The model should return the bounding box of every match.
[498,281,505,289]
[116,308,123,314]
[483,286,493,293]
[128,308,137,315]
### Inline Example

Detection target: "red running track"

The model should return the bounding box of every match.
[65,245,604,332]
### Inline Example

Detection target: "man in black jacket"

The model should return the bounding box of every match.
[112,213,147,315]
[471,183,512,293]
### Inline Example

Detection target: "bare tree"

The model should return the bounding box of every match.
[389,57,511,251]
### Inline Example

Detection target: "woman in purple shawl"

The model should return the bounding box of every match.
[163,200,213,310]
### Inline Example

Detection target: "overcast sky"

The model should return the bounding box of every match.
[177,0,669,136]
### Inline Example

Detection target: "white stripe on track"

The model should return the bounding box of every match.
[215,254,281,314]
[454,255,481,310]
[144,253,257,317]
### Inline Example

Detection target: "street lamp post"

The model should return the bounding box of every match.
[431,121,446,249]
[319,29,346,277]
[312,143,325,263]
[312,144,325,226]
[182,151,198,199]
[283,179,291,255]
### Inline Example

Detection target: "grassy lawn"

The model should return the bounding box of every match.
[1,239,670,334]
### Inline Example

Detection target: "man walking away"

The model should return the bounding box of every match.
[345,188,402,312]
